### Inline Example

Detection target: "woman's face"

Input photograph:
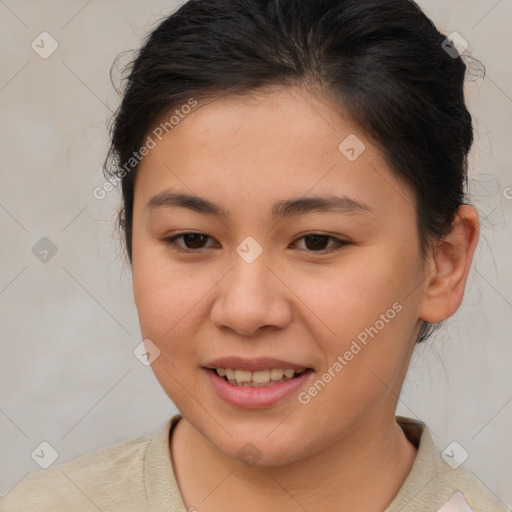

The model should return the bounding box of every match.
[131,86,429,465]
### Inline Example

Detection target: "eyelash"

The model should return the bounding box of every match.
[162,232,350,255]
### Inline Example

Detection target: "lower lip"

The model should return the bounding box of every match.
[204,368,313,409]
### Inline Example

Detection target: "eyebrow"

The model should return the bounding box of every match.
[146,191,374,218]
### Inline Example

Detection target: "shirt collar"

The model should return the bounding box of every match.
[143,414,483,512]
[145,413,187,511]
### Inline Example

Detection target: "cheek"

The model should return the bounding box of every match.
[132,234,190,327]
[133,262,205,343]
[293,247,413,341]
[292,248,419,397]
[131,240,219,375]
[132,252,209,405]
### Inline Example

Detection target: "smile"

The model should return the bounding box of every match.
[213,367,307,387]
[204,367,314,408]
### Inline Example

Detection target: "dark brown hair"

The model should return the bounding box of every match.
[104,0,478,343]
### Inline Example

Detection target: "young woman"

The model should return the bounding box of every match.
[1,0,509,511]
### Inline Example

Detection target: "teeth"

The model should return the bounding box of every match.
[252,369,270,383]
[214,367,307,386]
[270,368,284,381]
[234,370,252,383]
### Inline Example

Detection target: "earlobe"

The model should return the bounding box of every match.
[418,205,480,324]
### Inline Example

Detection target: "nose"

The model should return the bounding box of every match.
[210,253,292,337]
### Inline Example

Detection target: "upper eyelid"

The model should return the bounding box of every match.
[165,232,348,251]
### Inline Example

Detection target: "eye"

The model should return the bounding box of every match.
[291,233,350,253]
[163,232,216,253]
[163,232,350,254]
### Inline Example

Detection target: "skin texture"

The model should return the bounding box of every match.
[130,85,479,512]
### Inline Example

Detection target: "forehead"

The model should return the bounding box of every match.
[134,86,415,222]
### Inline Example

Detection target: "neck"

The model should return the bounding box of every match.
[170,411,418,512]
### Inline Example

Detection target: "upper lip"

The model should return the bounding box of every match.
[204,356,310,371]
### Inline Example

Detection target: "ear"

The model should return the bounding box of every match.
[418,205,480,324]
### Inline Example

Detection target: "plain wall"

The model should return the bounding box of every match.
[1,0,511,506]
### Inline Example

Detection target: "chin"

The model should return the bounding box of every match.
[200,420,312,468]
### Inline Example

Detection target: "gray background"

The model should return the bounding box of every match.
[1,0,511,506]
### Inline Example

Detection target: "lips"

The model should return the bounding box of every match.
[202,356,314,407]
[204,366,313,408]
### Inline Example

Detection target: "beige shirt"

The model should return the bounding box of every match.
[1,415,509,512]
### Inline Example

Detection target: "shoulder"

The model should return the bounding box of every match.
[433,464,511,512]
[388,417,511,512]
[438,467,511,512]
[0,432,152,512]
